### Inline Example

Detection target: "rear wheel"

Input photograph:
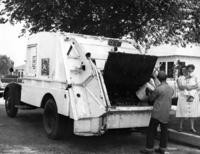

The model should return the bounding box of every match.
[5,96,18,118]
[43,98,73,139]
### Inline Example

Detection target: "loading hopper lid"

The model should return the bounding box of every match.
[103,52,157,98]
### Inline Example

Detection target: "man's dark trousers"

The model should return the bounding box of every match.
[146,118,168,150]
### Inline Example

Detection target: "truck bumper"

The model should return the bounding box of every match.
[105,106,152,129]
[74,106,152,136]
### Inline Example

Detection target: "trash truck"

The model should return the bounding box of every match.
[3,32,157,139]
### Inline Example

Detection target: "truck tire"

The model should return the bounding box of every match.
[43,98,73,139]
[4,83,21,118]
[43,98,61,139]
[5,96,18,118]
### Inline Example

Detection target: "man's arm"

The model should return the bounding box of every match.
[148,88,159,102]
[152,71,160,87]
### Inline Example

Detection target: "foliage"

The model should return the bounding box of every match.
[0,55,14,76]
[0,0,200,50]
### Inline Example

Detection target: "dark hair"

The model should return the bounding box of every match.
[157,71,167,82]
[186,64,195,70]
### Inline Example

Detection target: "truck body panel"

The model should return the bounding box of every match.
[21,79,70,116]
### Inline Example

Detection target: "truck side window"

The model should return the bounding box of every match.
[67,46,79,58]
[91,58,96,65]
[41,58,50,76]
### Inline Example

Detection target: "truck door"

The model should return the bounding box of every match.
[65,41,108,120]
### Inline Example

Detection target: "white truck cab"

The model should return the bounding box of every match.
[4,32,157,139]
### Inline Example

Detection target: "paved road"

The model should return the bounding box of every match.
[0,99,199,154]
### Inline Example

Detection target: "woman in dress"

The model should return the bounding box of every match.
[176,64,200,133]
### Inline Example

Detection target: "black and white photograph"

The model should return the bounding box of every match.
[0,0,200,154]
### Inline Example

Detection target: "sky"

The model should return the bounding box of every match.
[0,23,27,67]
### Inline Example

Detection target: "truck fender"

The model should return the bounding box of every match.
[40,93,55,108]
[4,82,21,105]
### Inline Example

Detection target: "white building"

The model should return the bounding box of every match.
[14,64,25,77]
[147,44,200,97]
[148,44,200,79]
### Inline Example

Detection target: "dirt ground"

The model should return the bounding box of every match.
[0,100,200,154]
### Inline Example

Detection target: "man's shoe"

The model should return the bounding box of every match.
[140,149,154,154]
[154,148,165,154]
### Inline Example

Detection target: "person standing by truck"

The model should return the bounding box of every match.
[176,64,200,133]
[140,71,174,154]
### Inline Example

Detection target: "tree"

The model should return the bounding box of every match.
[0,0,200,50]
[0,55,14,76]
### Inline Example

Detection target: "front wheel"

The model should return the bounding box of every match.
[5,96,18,118]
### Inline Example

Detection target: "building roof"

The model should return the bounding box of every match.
[15,64,25,70]
[147,44,200,58]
